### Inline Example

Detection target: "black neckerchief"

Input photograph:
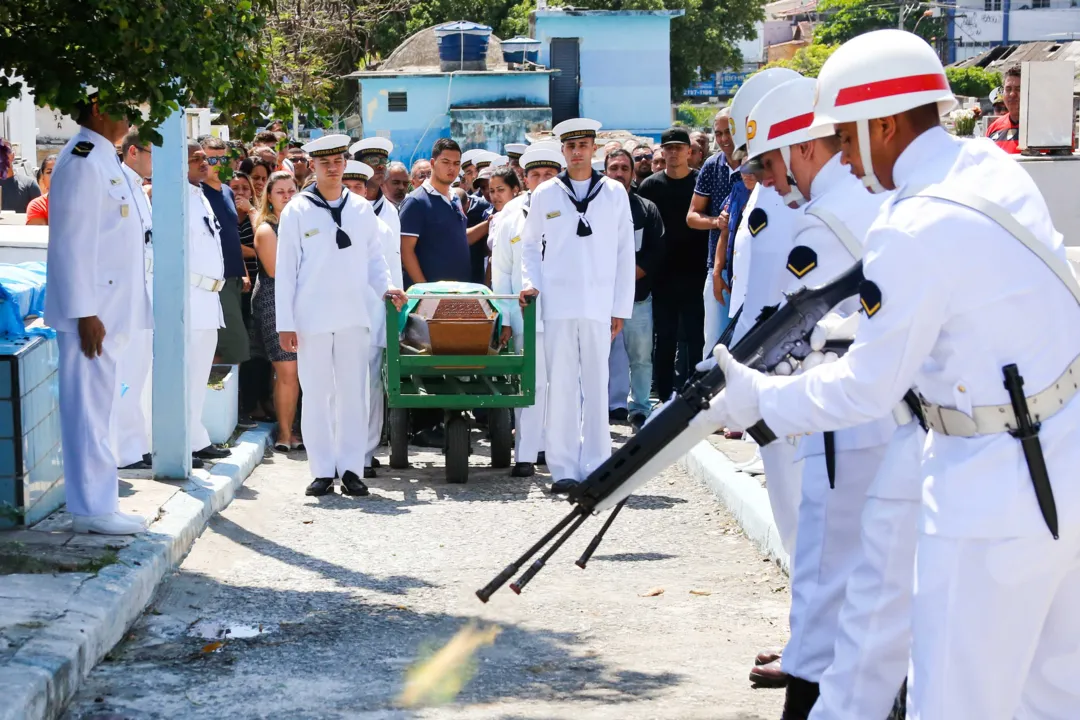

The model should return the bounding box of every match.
[554,170,604,236]
[302,187,352,249]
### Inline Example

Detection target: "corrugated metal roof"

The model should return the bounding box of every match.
[951,40,1080,92]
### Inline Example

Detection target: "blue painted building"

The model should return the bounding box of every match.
[530,8,684,138]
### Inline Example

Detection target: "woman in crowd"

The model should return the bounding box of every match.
[248,158,273,205]
[485,167,522,285]
[24,154,57,226]
[251,171,302,452]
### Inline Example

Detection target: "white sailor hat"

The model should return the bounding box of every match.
[493,154,510,168]
[343,160,374,181]
[460,149,484,169]
[591,158,605,172]
[473,150,500,170]
[477,166,494,181]
[553,118,602,143]
[529,140,562,153]
[349,137,393,163]
[302,134,351,157]
[505,143,528,160]
[520,148,566,172]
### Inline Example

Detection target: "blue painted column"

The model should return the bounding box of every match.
[151,108,191,479]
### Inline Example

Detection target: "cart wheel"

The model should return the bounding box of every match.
[445,413,470,484]
[489,408,513,469]
[389,408,410,469]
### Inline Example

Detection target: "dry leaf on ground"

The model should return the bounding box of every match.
[640,587,665,597]
[200,641,223,654]
[689,589,712,596]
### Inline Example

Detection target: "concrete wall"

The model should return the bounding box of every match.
[450,108,553,152]
[359,72,549,165]
[532,12,678,134]
[0,76,38,166]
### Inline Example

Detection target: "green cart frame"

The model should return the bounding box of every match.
[384,294,537,483]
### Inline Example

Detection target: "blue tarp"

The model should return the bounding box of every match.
[0,262,54,339]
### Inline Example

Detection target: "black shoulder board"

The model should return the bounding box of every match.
[748,207,768,237]
[786,245,818,279]
[72,141,94,158]
[859,280,882,318]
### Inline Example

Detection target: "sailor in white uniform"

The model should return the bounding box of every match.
[343,159,403,478]
[112,130,155,470]
[185,142,227,461]
[505,142,527,183]
[709,30,1080,719]
[46,92,152,535]
[741,77,896,717]
[276,135,406,497]
[519,118,636,494]
[492,147,564,477]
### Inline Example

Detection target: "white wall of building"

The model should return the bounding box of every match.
[738,23,767,65]
[0,76,38,163]
[953,3,1080,47]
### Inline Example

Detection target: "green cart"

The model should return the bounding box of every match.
[384,293,537,483]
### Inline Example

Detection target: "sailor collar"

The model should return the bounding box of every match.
[553,170,604,236]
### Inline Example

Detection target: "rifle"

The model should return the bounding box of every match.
[477,261,867,602]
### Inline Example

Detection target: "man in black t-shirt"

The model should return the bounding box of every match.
[637,127,709,400]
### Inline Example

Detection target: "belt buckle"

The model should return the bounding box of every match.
[212,278,225,292]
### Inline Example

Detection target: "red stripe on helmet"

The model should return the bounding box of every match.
[767,112,814,140]
[834,73,948,107]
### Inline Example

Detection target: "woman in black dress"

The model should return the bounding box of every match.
[252,171,302,451]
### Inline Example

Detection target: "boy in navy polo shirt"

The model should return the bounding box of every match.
[399,138,472,287]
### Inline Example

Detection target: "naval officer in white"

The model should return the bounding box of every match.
[47,91,151,535]
[519,118,636,494]
[276,135,406,497]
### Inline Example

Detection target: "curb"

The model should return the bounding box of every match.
[0,425,272,720]
[682,441,790,574]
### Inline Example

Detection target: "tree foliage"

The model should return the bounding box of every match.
[758,43,838,78]
[814,0,944,45]
[0,0,272,142]
[945,66,1001,99]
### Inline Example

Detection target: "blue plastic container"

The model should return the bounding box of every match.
[501,37,541,65]
[435,22,492,70]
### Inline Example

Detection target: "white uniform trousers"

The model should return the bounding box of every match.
[811,422,923,720]
[544,319,610,481]
[297,327,370,480]
[910,523,1080,719]
[188,329,217,453]
[514,331,547,464]
[111,329,152,467]
[762,440,803,557]
[365,344,384,467]
[58,331,129,517]
[783,445,885,682]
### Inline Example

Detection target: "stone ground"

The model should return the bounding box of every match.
[63,426,790,720]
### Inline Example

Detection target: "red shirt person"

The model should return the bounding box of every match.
[986,66,1021,154]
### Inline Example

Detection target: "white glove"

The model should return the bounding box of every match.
[800,350,825,373]
[692,389,734,432]
[714,345,765,429]
[809,311,861,352]
[695,356,718,373]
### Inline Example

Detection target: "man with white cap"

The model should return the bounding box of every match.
[519,118,635,495]
[491,147,563,477]
[277,134,406,497]
[465,151,498,284]
[350,138,401,238]
[47,87,150,535]
[343,160,402,478]
[505,142,527,183]
[741,75,898,718]
[459,149,483,192]
[707,29,1080,719]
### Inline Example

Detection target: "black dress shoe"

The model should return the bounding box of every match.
[412,428,445,448]
[549,478,579,495]
[536,451,547,466]
[194,444,231,460]
[340,470,370,496]
[609,408,629,424]
[191,457,205,470]
[236,415,259,430]
[364,466,376,479]
[370,457,381,469]
[511,462,535,478]
[305,477,334,496]
[629,413,647,432]
[120,453,153,470]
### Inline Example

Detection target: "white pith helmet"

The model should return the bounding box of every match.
[729,67,803,150]
[810,29,957,193]
[745,77,819,207]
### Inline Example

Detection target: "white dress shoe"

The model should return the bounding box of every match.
[118,511,149,528]
[72,512,146,535]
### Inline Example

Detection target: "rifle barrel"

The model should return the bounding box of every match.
[476,506,585,603]
[510,510,592,594]
[576,499,627,569]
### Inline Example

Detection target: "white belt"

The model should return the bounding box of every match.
[919,353,1080,437]
[191,273,225,293]
[145,255,154,274]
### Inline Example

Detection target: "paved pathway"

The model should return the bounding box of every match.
[64,430,790,719]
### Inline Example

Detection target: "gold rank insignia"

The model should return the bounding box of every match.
[121,204,130,218]
[747,207,768,237]
[546,211,561,219]
[72,141,94,158]
[786,245,817,278]
[510,235,522,244]
[304,228,320,238]
[860,280,882,318]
